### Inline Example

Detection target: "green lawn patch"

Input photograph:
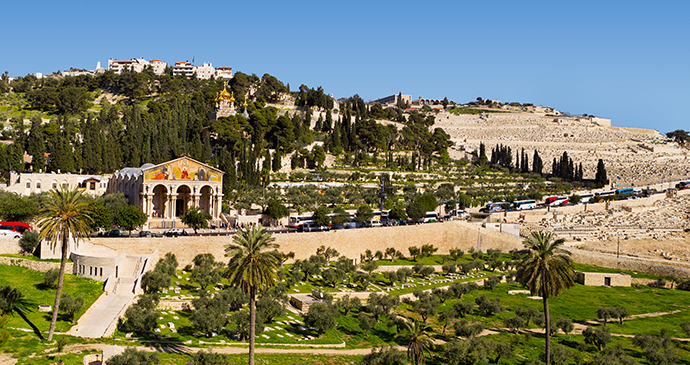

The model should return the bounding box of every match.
[573,262,666,280]
[0,264,102,334]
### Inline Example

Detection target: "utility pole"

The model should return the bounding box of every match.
[477,227,481,251]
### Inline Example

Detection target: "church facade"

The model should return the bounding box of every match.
[107,157,224,220]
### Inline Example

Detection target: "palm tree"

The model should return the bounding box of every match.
[36,187,93,341]
[516,231,574,365]
[404,318,434,365]
[224,226,281,365]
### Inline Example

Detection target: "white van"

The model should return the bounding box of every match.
[419,212,438,223]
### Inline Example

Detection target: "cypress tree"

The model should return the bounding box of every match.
[26,116,45,171]
[595,159,608,188]
[201,129,212,162]
[532,150,543,175]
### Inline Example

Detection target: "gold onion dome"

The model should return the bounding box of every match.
[216,86,234,103]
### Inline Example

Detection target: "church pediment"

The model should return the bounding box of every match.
[142,157,223,182]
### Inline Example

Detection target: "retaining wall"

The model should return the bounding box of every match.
[0,256,72,273]
[567,248,690,279]
[86,221,523,267]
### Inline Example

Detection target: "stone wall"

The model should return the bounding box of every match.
[567,248,690,279]
[0,238,22,255]
[0,256,72,273]
[158,301,194,311]
[86,221,523,267]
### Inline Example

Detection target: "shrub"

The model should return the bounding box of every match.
[18,230,40,255]
[43,268,59,289]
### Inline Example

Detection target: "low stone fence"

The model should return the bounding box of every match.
[0,256,72,273]
[567,248,690,279]
[631,278,674,289]
[158,300,195,311]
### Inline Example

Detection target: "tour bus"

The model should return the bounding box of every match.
[578,193,594,204]
[615,188,635,196]
[369,210,391,227]
[544,196,568,207]
[419,211,439,223]
[287,215,313,230]
[595,190,616,198]
[513,200,537,211]
[676,181,690,190]
[480,202,508,213]
[0,222,32,234]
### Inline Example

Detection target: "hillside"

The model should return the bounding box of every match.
[434,110,688,187]
[0,70,688,216]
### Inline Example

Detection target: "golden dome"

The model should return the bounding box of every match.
[216,86,235,103]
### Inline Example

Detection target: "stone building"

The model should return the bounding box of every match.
[107,157,224,220]
[576,272,631,287]
[4,172,108,196]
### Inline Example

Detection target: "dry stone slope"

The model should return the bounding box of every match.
[435,111,689,187]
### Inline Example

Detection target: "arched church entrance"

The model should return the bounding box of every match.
[175,185,192,217]
[152,185,168,218]
[199,185,213,215]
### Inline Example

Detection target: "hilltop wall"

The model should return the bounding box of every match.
[87,221,523,267]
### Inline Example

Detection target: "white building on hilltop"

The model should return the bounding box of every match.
[215,66,233,80]
[108,58,167,75]
[172,61,195,78]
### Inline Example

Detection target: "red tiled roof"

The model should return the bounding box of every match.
[150,59,165,63]
[216,67,232,70]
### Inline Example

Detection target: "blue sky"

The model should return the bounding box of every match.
[2,0,688,133]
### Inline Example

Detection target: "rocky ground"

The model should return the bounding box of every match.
[522,192,690,264]
[434,110,690,187]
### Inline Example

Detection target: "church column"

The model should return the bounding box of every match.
[168,193,178,219]
[192,194,200,210]
[146,194,153,217]
[214,194,224,219]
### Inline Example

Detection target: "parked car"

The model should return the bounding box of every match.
[0,229,22,238]
[100,229,126,237]
[164,228,188,237]
[444,210,469,220]
[138,231,158,237]
[300,222,330,232]
[0,222,32,234]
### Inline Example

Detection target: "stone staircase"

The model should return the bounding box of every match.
[71,255,150,338]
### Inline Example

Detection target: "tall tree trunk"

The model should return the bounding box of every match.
[543,295,551,365]
[249,286,256,365]
[47,234,68,341]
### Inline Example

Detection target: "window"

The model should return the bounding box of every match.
[89,267,93,275]
[99,267,103,276]
[90,182,96,190]
[26,182,31,189]
[52,182,57,189]
[36,182,41,189]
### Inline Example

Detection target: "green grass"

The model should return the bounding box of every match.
[430,281,690,332]
[158,352,363,365]
[0,264,103,333]
[114,310,343,347]
[0,254,69,263]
